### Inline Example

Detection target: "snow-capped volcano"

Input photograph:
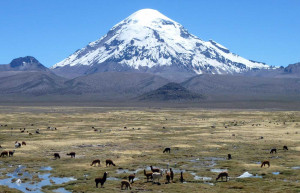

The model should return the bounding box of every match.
[52,9,269,79]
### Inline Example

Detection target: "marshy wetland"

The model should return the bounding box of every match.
[0,106,299,192]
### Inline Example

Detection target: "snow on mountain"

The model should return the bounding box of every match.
[52,8,269,77]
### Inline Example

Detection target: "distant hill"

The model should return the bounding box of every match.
[138,82,204,101]
[64,72,170,99]
[0,56,49,72]
[0,71,66,95]
[182,74,300,100]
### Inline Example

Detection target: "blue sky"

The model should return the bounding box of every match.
[1,0,299,67]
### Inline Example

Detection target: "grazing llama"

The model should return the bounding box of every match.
[67,152,76,158]
[261,161,270,168]
[270,148,277,154]
[216,172,228,182]
[54,153,60,159]
[121,180,131,190]
[0,151,8,157]
[95,172,108,188]
[22,141,26,146]
[283,145,288,151]
[163,148,171,153]
[105,159,116,166]
[91,159,101,166]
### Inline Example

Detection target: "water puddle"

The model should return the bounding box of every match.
[210,169,228,173]
[291,166,300,170]
[40,166,53,171]
[190,172,214,185]
[107,177,121,181]
[0,165,76,193]
[190,157,225,168]
[237,172,262,178]
[272,172,280,175]
[53,187,71,193]
[116,168,143,174]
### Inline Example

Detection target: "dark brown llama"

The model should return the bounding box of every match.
[261,161,270,168]
[95,172,108,188]
[144,169,153,182]
[105,159,116,166]
[216,172,228,182]
[91,159,101,166]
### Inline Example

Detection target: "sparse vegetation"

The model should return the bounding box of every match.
[0,106,299,192]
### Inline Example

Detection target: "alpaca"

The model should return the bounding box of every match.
[128,173,135,183]
[152,171,163,184]
[261,161,270,168]
[15,142,21,148]
[22,141,26,146]
[0,151,8,157]
[228,154,232,160]
[54,153,60,159]
[95,172,108,188]
[180,172,184,183]
[163,148,171,153]
[170,168,174,181]
[29,133,32,135]
[270,148,277,154]
[216,172,228,182]
[144,169,153,182]
[9,150,15,157]
[67,152,76,158]
[150,166,160,173]
[283,146,288,151]
[121,180,131,190]
[105,159,116,166]
[91,159,101,166]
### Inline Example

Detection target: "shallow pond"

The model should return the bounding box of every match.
[0,165,76,193]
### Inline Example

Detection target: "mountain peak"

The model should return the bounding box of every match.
[52,9,269,80]
[125,9,174,26]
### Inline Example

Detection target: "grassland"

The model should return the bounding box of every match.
[0,106,299,193]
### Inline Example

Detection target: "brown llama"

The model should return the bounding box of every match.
[0,151,8,157]
[261,161,270,168]
[22,141,26,146]
[163,148,171,153]
[270,148,277,154]
[91,159,101,166]
[105,159,116,166]
[283,145,288,151]
[121,180,131,190]
[54,153,60,159]
[180,171,184,183]
[166,171,171,183]
[150,166,160,173]
[216,172,228,182]
[144,169,153,182]
[128,173,135,183]
[169,168,174,181]
[95,172,108,188]
[9,150,15,157]
[67,152,76,158]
